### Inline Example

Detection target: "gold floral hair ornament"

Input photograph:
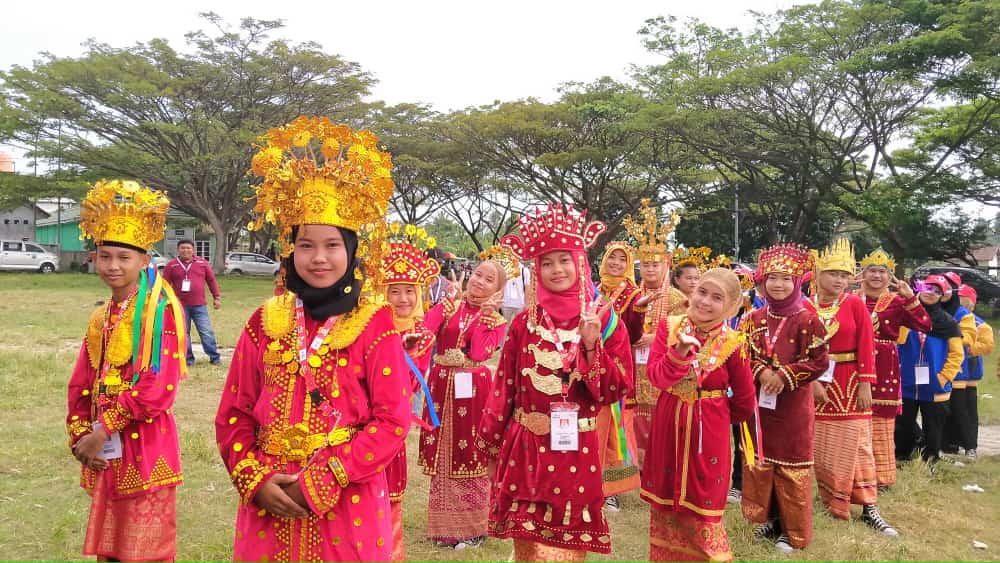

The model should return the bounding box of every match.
[708,254,733,270]
[248,116,394,255]
[672,246,713,272]
[80,179,170,251]
[479,244,521,280]
[860,248,897,272]
[622,199,681,263]
[813,237,857,274]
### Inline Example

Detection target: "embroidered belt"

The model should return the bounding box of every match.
[259,422,360,462]
[666,377,726,403]
[829,352,857,362]
[874,338,896,345]
[433,348,483,368]
[513,407,598,436]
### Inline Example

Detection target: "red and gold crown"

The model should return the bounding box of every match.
[500,204,606,260]
[80,180,169,250]
[860,248,896,272]
[382,222,440,286]
[479,245,522,280]
[756,243,813,279]
[622,199,681,262]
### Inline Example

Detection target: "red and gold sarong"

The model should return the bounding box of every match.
[513,539,587,562]
[83,474,177,562]
[871,416,896,487]
[649,508,733,562]
[814,418,877,519]
[741,462,813,548]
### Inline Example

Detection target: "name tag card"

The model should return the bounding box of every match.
[634,346,650,365]
[94,422,123,460]
[819,361,836,383]
[758,387,778,410]
[454,371,474,399]
[181,278,192,292]
[915,364,930,386]
[550,402,579,451]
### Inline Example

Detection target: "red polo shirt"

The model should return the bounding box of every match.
[162,256,221,307]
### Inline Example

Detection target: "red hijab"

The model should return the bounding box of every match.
[535,249,592,326]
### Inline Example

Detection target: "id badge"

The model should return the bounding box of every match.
[550,402,580,451]
[634,346,650,365]
[915,364,930,386]
[819,361,836,383]
[758,387,778,410]
[454,371,474,399]
[181,278,192,292]
[94,422,123,460]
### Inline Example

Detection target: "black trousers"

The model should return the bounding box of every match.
[731,424,743,489]
[945,387,979,451]
[896,398,949,462]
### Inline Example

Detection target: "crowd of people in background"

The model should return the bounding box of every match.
[64,119,996,562]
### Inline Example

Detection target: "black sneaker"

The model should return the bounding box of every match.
[775,534,794,553]
[726,487,742,504]
[753,519,778,541]
[604,496,621,512]
[862,505,899,537]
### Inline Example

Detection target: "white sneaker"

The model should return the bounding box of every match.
[775,534,794,553]
[863,505,899,538]
[604,496,621,512]
[726,487,742,504]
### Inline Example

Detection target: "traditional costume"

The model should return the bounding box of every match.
[741,244,828,551]
[381,230,440,561]
[418,250,509,547]
[623,201,685,463]
[216,117,411,561]
[478,204,633,561]
[855,249,930,487]
[640,268,756,562]
[68,180,186,562]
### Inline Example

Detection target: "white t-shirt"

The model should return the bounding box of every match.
[503,265,530,309]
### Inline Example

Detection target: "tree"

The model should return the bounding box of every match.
[0,14,373,269]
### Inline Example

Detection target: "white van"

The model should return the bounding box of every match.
[0,240,60,273]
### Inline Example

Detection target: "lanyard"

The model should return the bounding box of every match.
[688,320,729,385]
[178,259,195,279]
[97,287,139,405]
[295,298,342,418]
[539,309,581,397]
[456,303,482,349]
[917,332,927,365]
[763,310,790,360]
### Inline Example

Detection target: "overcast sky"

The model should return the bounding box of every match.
[0,0,804,165]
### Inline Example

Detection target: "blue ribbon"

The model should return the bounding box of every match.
[404,352,440,428]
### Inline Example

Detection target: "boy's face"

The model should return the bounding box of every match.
[95,245,150,293]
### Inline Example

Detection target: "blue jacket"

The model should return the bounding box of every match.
[899,329,963,403]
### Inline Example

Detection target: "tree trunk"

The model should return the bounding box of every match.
[204,212,229,274]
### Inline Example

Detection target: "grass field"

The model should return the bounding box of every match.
[1,272,998,561]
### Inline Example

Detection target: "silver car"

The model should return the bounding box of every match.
[225,252,280,276]
[0,240,60,273]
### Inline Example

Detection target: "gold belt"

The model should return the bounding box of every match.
[513,407,598,436]
[433,348,484,368]
[829,352,857,362]
[259,422,359,462]
[666,377,726,403]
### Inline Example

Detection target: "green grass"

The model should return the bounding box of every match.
[1,272,998,561]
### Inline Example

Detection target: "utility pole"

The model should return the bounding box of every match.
[733,185,740,262]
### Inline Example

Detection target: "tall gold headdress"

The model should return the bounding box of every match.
[248,116,395,296]
[860,248,896,272]
[622,199,681,263]
[672,246,713,272]
[813,237,857,274]
[479,244,521,280]
[80,180,169,251]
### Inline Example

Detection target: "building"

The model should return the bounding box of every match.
[0,204,49,241]
[970,245,1000,278]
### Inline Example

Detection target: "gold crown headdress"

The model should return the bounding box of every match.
[479,245,521,280]
[622,199,681,262]
[860,248,896,272]
[813,237,856,274]
[382,223,440,286]
[249,117,395,297]
[80,180,169,250]
[672,246,713,272]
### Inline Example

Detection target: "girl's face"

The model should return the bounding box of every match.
[818,269,852,297]
[539,251,577,293]
[293,224,349,289]
[604,249,629,277]
[387,284,417,318]
[765,272,795,302]
[688,280,728,325]
[468,262,501,299]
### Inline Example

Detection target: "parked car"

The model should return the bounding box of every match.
[0,240,60,273]
[912,264,1000,312]
[149,249,169,270]
[225,252,280,276]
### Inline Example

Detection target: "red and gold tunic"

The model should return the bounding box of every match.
[215,294,412,562]
[418,299,506,478]
[806,294,877,420]
[67,299,184,498]
[386,319,434,502]
[744,307,828,464]
[640,316,756,521]
[600,278,644,345]
[858,292,930,418]
[477,308,633,553]
[633,285,689,414]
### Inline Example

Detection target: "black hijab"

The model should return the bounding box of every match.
[924,301,961,340]
[284,226,362,321]
[940,278,961,317]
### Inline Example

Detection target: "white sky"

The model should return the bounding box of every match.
[0,0,801,166]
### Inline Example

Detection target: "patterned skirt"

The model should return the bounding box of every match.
[814,418,877,519]
[649,507,733,562]
[513,539,587,562]
[83,472,177,562]
[426,403,490,542]
[871,416,897,487]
